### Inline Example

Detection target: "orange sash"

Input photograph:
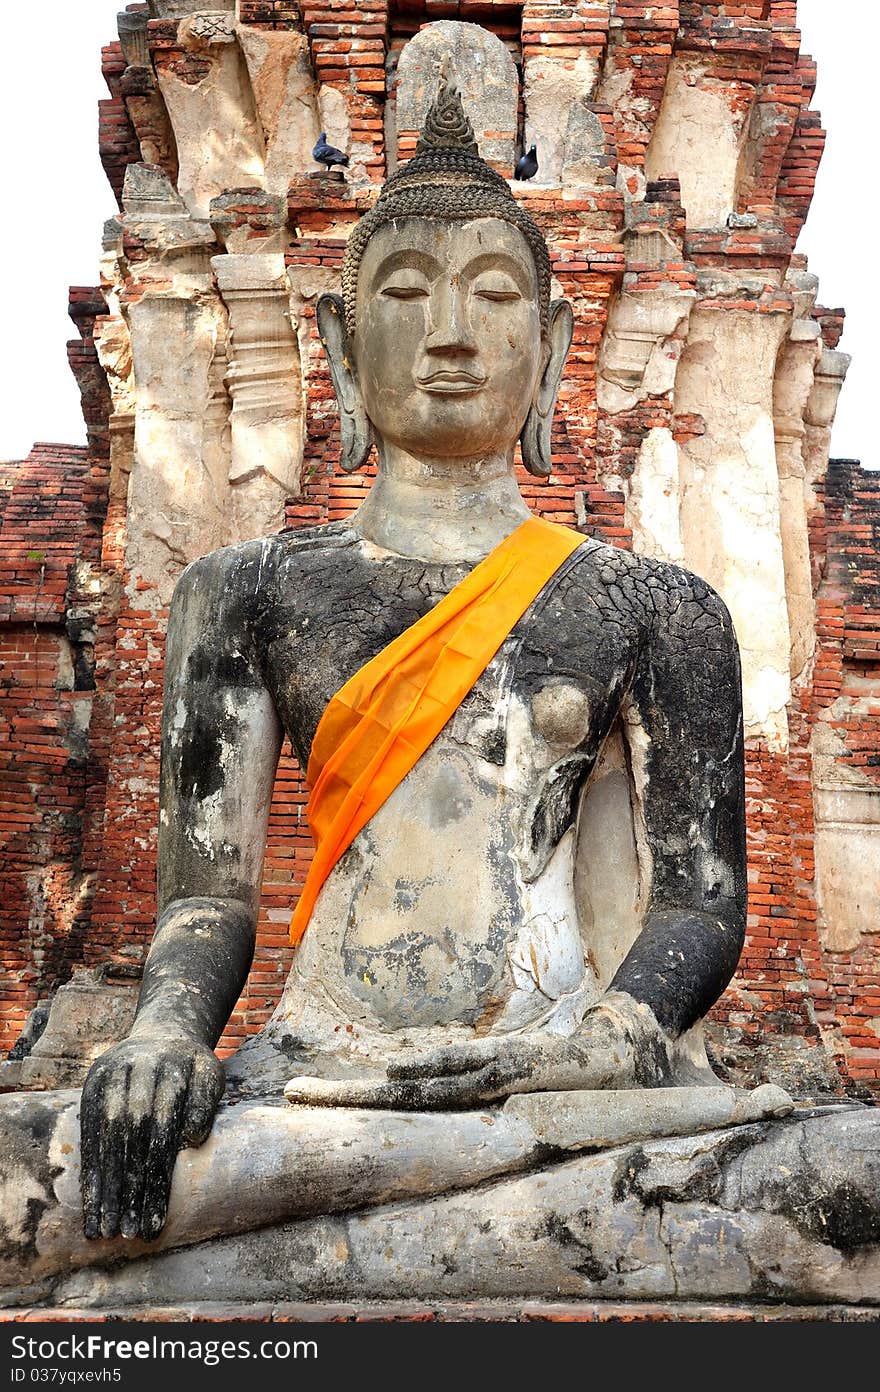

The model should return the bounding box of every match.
[289,516,585,946]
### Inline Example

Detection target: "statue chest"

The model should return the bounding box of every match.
[261,545,639,1035]
[262,540,636,778]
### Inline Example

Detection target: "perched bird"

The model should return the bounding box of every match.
[312,132,349,170]
[514,145,538,181]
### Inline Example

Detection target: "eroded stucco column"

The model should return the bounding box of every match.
[522,2,610,186]
[120,165,230,604]
[597,285,695,563]
[812,776,880,955]
[94,223,138,510]
[211,253,303,541]
[236,25,321,196]
[127,294,229,600]
[773,272,822,682]
[676,302,792,749]
[646,52,752,228]
[117,10,178,181]
[804,347,851,493]
[155,13,265,219]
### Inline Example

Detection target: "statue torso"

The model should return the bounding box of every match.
[228,522,654,1087]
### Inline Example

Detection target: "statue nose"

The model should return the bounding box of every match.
[424,283,478,355]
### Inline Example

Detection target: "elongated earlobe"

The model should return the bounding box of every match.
[520,299,574,478]
[316,293,373,473]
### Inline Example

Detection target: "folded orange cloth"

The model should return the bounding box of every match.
[289,516,584,946]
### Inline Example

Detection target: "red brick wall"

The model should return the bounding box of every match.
[0,446,105,1053]
[809,461,880,1092]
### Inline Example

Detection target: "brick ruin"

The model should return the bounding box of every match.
[1,0,877,1098]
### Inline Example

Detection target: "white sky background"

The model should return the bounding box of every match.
[0,0,875,465]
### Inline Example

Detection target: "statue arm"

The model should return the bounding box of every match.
[608,571,747,1042]
[145,544,284,1042]
[81,545,283,1240]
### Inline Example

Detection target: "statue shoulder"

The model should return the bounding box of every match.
[567,539,736,651]
[171,522,359,613]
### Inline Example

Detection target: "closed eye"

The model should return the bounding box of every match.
[473,289,521,302]
[381,285,429,298]
[471,274,522,302]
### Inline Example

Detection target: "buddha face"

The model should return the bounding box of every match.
[352,218,545,459]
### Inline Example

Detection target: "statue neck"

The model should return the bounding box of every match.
[351,443,531,564]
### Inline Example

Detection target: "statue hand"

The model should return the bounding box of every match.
[385,1034,552,1106]
[571,990,675,1088]
[285,1035,560,1110]
[284,993,673,1110]
[381,994,674,1102]
[80,1033,225,1241]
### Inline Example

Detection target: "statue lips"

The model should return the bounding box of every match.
[416,368,487,395]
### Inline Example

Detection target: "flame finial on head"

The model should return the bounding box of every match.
[415,74,478,157]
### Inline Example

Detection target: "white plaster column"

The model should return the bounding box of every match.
[675,304,792,749]
[126,292,229,602]
[118,165,231,602]
[646,53,752,228]
[804,347,852,492]
[813,777,880,954]
[236,26,321,197]
[212,252,304,541]
[773,307,822,682]
[155,15,265,219]
[597,285,695,564]
[627,428,687,566]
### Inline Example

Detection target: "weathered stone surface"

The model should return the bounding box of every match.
[155,26,264,219]
[774,273,822,648]
[149,2,235,18]
[0,1080,800,1295]
[675,301,793,750]
[117,11,150,70]
[209,189,287,255]
[237,26,321,196]
[211,251,304,533]
[523,52,604,188]
[813,783,880,952]
[4,1107,874,1309]
[646,55,751,229]
[395,22,517,171]
[805,348,851,486]
[598,289,695,416]
[125,291,230,604]
[626,427,686,566]
[121,163,214,252]
[16,971,138,1091]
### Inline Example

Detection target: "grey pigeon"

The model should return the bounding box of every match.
[514,145,538,181]
[312,132,349,169]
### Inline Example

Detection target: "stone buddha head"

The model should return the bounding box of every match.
[317,79,573,478]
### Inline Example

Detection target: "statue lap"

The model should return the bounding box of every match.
[1,1085,878,1308]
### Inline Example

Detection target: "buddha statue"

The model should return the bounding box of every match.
[2,83,876,1311]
